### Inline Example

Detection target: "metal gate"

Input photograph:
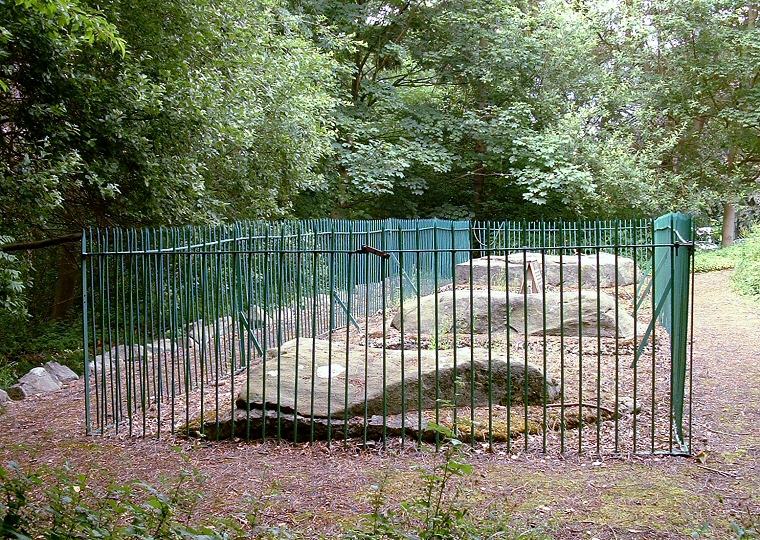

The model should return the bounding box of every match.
[82,215,694,455]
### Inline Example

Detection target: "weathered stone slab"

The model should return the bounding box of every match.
[456,253,637,289]
[391,289,634,339]
[7,367,62,400]
[236,339,559,419]
[44,361,79,383]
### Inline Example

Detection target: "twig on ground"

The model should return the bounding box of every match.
[545,403,616,416]
[704,426,751,436]
[695,464,737,478]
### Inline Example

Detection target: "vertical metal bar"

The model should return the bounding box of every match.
[595,224,602,454]
[82,232,92,435]
[344,247,354,446]
[521,243,529,452]
[157,230,168,434]
[577,223,583,454]
[104,230,117,432]
[450,221,458,441]
[486,222,494,450]
[293,222,303,443]
[126,231,136,436]
[668,216,675,452]
[262,229,271,442]
[199,237,208,439]
[541,221,548,453]
[632,238,639,453]
[362,227,371,447]
[614,219,621,452]
[504,227,512,454]
[650,220,657,454]
[558,219,566,453]
[277,227,286,443]
[326,224,336,445]
[416,224,423,446]
[97,230,108,434]
[433,224,441,448]
[398,224,406,444]
[310,249,319,443]
[688,227,696,453]
[213,235,222,439]
[170,233,180,437]
[468,221,475,448]
[381,223,388,448]
[113,230,123,433]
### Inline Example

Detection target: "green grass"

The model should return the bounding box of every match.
[693,226,760,302]
[694,245,741,273]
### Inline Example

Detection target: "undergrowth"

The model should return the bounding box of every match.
[694,245,742,273]
[0,315,83,389]
[732,226,760,299]
[347,424,551,540]
[0,436,549,540]
[0,460,252,539]
[694,226,760,302]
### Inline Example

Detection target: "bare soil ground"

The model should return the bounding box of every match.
[0,270,758,539]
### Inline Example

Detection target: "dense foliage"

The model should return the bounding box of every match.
[1,0,759,322]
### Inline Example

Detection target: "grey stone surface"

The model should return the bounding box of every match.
[0,389,8,404]
[7,367,62,400]
[236,339,559,419]
[91,344,144,371]
[44,361,79,383]
[456,252,637,289]
[391,289,634,339]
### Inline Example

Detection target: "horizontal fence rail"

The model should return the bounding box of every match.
[82,216,694,455]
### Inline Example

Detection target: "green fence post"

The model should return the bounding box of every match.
[653,212,693,451]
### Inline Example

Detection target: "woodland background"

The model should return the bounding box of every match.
[1,0,759,368]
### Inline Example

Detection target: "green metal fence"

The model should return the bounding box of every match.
[82,215,694,455]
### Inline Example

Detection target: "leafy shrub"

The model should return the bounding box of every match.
[0,460,253,539]
[732,226,760,299]
[0,237,26,316]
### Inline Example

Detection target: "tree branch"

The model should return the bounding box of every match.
[1,233,83,253]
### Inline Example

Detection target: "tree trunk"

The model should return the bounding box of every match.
[472,140,487,221]
[722,203,736,247]
[51,247,79,320]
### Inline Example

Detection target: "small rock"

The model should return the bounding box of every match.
[7,367,62,400]
[0,389,9,405]
[44,361,79,383]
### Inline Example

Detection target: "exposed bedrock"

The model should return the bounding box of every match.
[391,289,635,339]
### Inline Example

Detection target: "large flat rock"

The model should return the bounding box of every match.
[236,339,558,419]
[456,252,637,289]
[391,289,635,339]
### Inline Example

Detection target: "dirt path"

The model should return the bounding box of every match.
[0,270,757,539]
